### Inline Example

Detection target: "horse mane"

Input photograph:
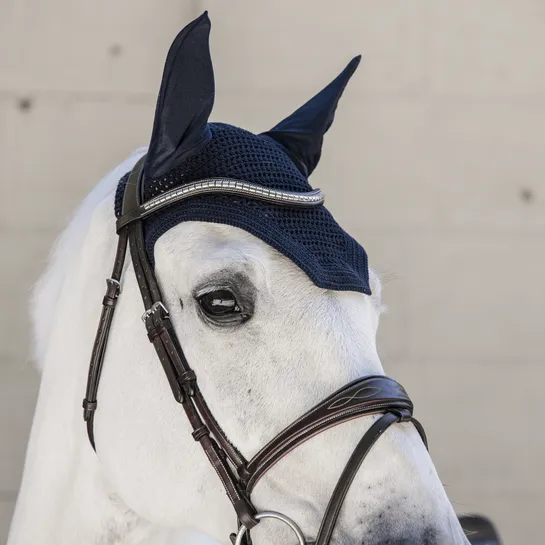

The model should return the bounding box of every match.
[30,148,147,371]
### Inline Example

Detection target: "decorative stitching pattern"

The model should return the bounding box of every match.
[327,387,382,410]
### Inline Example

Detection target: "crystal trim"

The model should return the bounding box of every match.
[141,178,324,218]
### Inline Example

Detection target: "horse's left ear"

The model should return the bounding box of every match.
[261,56,361,177]
[145,11,214,180]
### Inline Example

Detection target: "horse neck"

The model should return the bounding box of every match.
[7,228,141,545]
[8,397,195,545]
[8,389,135,544]
[7,170,162,545]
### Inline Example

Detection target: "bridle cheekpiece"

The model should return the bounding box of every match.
[82,156,427,545]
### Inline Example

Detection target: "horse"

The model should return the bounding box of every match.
[8,12,470,545]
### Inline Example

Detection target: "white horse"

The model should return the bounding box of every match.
[8,12,470,545]
[7,148,469,545]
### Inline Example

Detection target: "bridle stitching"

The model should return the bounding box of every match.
[249,376,404,463]
[248,403,403,483]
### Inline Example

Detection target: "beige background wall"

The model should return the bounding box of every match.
[1,1,544,543]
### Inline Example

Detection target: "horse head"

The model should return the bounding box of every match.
[9,12,469,545]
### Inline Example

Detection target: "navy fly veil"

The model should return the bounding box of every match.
[115,12,370,294]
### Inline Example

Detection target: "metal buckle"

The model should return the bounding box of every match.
[141,301,169,323]
[234,511,306,545]
[106,278,121,295]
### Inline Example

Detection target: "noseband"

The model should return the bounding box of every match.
[83,156,427,545]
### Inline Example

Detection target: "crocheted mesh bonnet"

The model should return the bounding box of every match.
[115,122,370,294]
[114,12,371,295]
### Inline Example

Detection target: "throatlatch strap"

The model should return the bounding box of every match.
[82,156,146,451]
[82,227,128,450]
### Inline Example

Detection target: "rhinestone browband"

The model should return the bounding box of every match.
[117,178,325,230]
[143,178,325,212]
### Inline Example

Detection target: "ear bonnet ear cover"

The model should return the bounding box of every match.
[115,12,371,295]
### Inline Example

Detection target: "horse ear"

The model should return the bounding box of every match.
[261,56,361,177]
[145,12,214,180]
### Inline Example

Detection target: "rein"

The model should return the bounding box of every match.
[82,156,427,545]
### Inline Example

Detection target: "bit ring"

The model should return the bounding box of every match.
[234,511,306,545]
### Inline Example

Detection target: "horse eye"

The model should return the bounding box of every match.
[198,290,242,320]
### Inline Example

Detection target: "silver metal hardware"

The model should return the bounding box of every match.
[141,301,169,323]
[106,277,121,295]
[234,511,306,545]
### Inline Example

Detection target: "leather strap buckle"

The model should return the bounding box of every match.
[141,301,169,323]
[106,277,121,295]
[103,278,121,306]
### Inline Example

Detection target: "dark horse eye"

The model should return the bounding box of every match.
[198,290,246,323]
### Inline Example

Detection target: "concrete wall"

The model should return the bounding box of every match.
[1,1,544,543]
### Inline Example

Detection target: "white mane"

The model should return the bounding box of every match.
[31,148,148,369]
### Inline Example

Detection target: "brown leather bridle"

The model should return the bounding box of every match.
[82,156,427,545]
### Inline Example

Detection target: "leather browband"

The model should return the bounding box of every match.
[82,156,427,545]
